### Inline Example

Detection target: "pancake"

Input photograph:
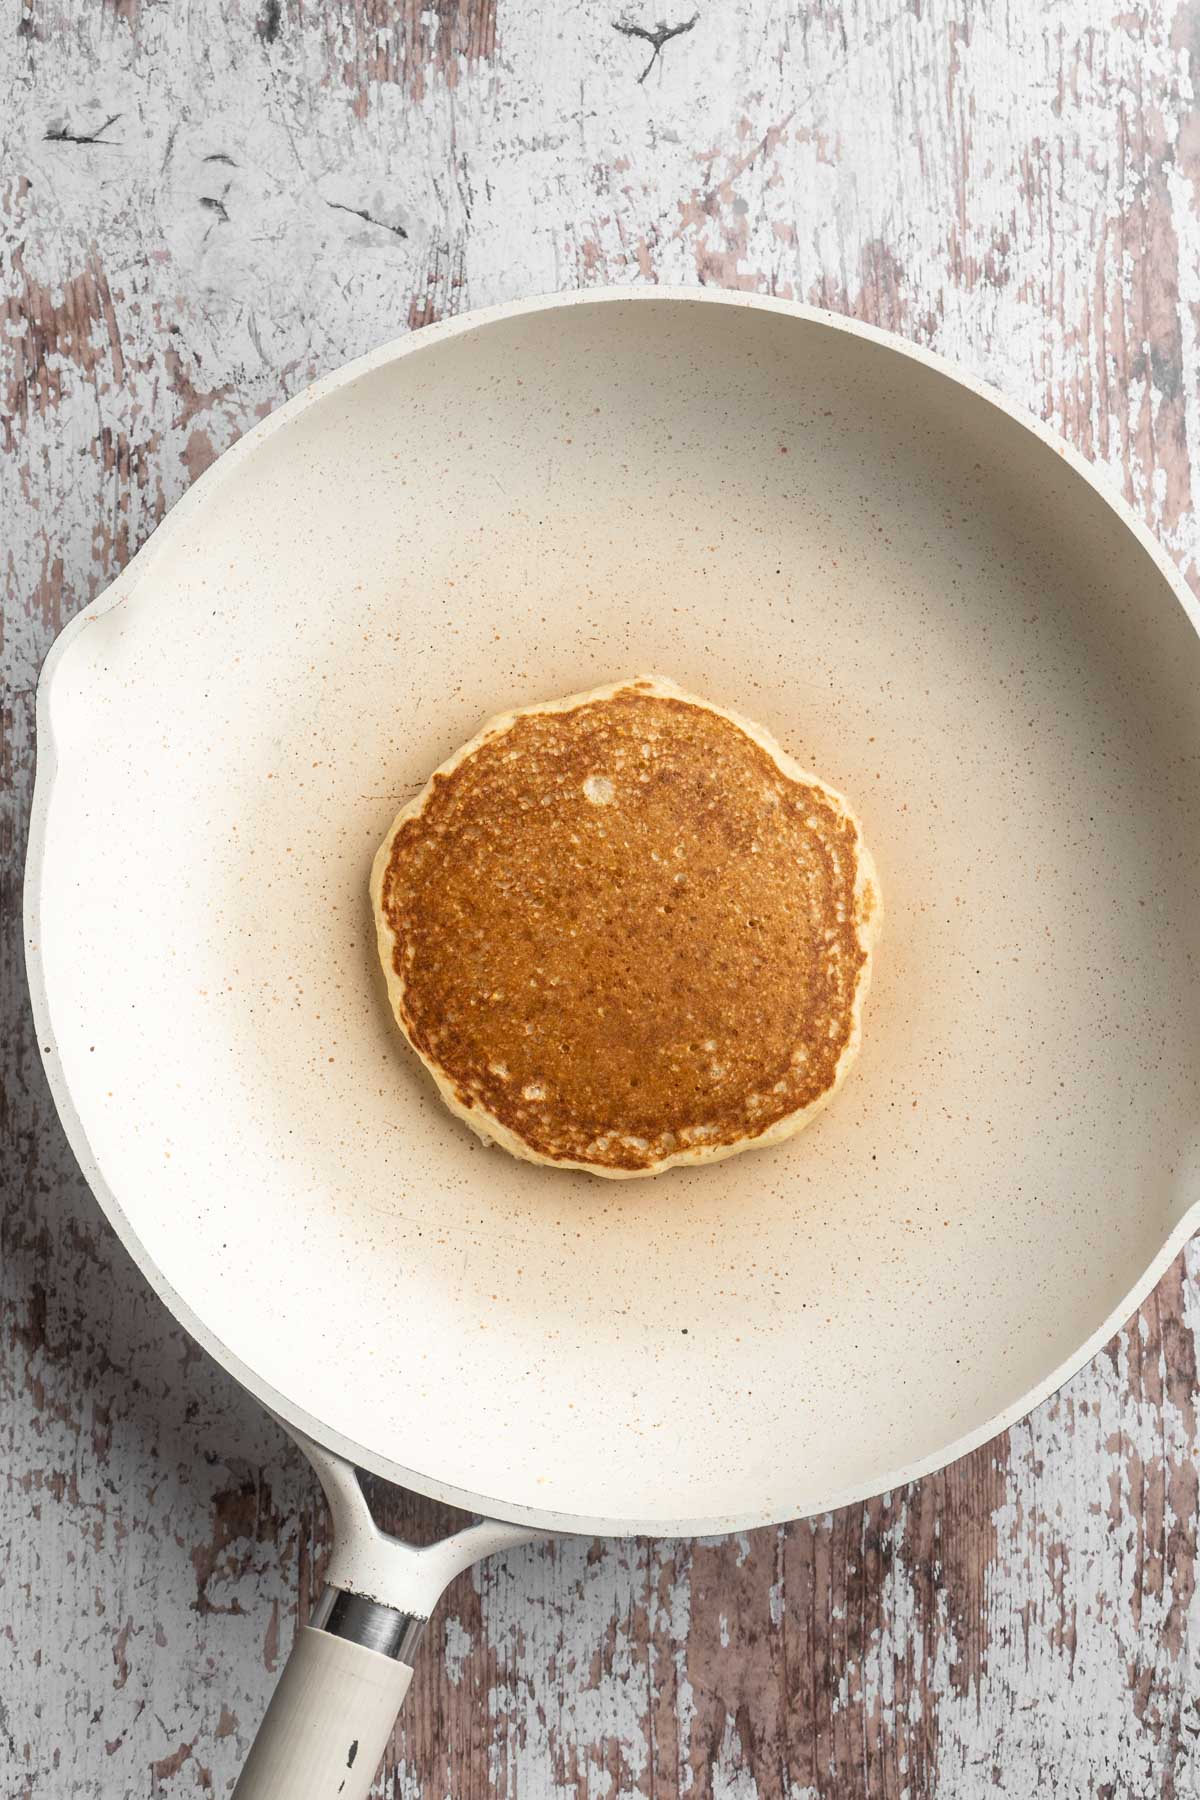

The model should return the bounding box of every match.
[370,677,880,1178]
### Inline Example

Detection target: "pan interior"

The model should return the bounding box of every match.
[37,297,1200,1531]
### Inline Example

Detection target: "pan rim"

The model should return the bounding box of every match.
[24,284,1200,1536]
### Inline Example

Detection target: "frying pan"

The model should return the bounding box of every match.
[25,288,1200,1796]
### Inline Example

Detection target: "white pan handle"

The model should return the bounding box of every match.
[233,1626,413,1800]
[232,1429,543,1799]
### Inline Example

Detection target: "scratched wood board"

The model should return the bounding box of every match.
[3,0,1199,1794]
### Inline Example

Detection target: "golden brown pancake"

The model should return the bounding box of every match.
[371,678,880,1178]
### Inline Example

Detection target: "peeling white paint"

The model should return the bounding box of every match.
[442,1616,474,1686]
[5,1,1200,1795]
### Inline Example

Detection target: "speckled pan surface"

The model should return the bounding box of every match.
[26,289,1200,1536]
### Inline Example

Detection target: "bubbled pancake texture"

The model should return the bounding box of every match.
[377,685,872,1174]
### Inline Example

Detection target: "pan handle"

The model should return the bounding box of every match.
[232,1432,541,1799]
[231,1623,414,1800]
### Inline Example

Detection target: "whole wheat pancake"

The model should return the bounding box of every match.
[371,678,880,1178]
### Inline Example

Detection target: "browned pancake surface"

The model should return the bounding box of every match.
[378,686,871,1172]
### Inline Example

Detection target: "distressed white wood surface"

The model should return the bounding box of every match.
[4,1,1200,1794]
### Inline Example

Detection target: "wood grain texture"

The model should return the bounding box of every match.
[3,0,1200,1794]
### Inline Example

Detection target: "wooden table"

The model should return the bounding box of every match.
[4,3,1199,1794]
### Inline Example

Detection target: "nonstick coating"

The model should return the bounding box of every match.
[27,291,1200,1534]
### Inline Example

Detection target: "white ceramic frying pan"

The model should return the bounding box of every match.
[25,289,1200,1797]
